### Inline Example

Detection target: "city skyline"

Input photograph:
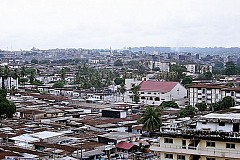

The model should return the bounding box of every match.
[0,0,240,50]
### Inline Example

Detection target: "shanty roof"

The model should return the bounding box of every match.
[9,134,39,143]
[30,131,64,139]
[139,81,178,93]
[116,141,135,150]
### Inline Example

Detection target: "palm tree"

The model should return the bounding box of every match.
[2,66,10,90]
[138,106,162,133]
[0,66,4,89]
[60,68,66,82]
[119,83,126,102]
[20,66,26,89]
[131,85,140,103]
[29,69,36,84]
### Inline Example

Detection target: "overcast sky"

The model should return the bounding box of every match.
[0,0,240,50]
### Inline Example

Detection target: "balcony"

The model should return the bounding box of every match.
[150,144,240,159]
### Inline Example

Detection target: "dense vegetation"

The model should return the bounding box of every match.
[0,89,16,118]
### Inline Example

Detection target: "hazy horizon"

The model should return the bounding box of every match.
[1,0,240,50]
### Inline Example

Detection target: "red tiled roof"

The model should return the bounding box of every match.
[139,81,178,93]
[116,141,135,150]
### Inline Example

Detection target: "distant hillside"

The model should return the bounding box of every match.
[131,47,240,56]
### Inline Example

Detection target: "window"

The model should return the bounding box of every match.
[155,97,160,101]
[219,122,225,126]
[202,121,207,124]
[148,92,151,94]
[206,141,215,147]
[141,92,144,94]
[206,158,215,160]
[177,155,185,160]
[226,143,235,149]
[165,154,173,159]
[202,89,206,94]
[231,91,235,96]
[129,91,132,94]
[164,138,173,144]
[182,140,186,149]
[141,97,145,99]
[150,97,153,100]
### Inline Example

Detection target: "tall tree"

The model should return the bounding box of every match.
[138,106,162,132]
[0,89,16,119]
[170,64,187,81]
[131,85,140,103]
[221,96,235,109]
[225,61,237,75]
[119,83,126,102]
[29,69,36,84]
[60,68,66,82]
[1,66,10,90]
[179,105,196,118]
[0,66,4,89]
[195,102,207,111]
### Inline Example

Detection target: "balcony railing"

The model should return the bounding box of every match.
[150,144,240,159]
[160,128,240,139]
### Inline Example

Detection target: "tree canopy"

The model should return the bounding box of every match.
[131,85,140,103]
[138,106,162,132]
[195,102,207,111]
[181,76,192,86]
[210,96,235,111]
[0,89,16,118]
[114,77,125,85]
[160,101,179,109]
[224,61,238,75]
[53,81,65,88]
[179,105,196,118]
[114,59,123,66]
[169,64,187,81]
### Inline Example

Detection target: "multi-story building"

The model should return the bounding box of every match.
[189,84,223,107]
[150,112,240,160]
[185,64,196,73]
[125,80,187,105]
[189,84,240,107]
[0,77,19,90]
[148,61,170,72]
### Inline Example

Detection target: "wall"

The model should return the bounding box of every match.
[196,122,233,132]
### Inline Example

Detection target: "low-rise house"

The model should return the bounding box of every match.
[98,132,140,145]
[102,109,127,118]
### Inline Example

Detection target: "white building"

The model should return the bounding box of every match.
[196,113,240,132]
[125,80,187,105]
[148,61,170,72]
[189,84,240,107]
[150,112,240,160]
[199,65,213,74]
[0,77,19,90]
[184,64,196,73]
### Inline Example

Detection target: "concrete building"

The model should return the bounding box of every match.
[150,112,240,160]
[125,80,187,105]
[185,64,196,73]
[0,77,19,90]
[148,61,170,72]
[189,84,240,107]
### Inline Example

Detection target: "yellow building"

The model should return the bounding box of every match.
[150,113,240,160]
